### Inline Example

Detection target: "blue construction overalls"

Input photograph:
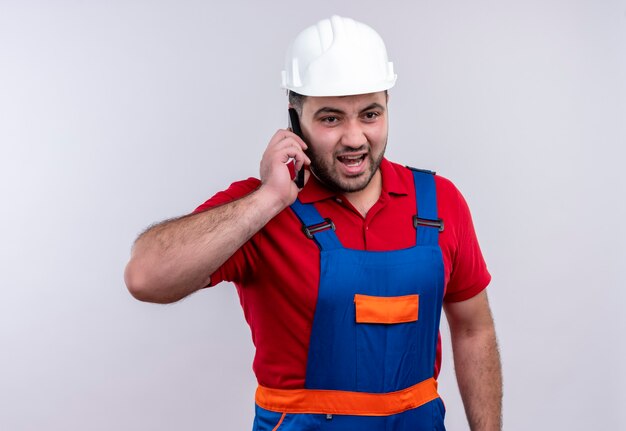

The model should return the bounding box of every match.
[253,169,446,430]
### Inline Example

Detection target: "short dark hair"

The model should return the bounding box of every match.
[288,90,306,116]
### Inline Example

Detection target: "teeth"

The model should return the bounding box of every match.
[342,158,362,166]
[338,154,365,167]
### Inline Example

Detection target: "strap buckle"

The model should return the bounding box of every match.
[413,216,444,232]
[303,219,336,239]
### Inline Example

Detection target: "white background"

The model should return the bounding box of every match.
[1,1,624,430]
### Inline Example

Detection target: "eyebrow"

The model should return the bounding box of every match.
[313,103,386,118]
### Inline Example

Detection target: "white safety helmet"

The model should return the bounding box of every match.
[281,15,397,97]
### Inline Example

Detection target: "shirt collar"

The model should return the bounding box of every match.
[297,158,410,204]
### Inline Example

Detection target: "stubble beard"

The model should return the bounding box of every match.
[307,141,387,193]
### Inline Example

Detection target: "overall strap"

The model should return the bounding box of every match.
[409,167,444,246]
[290,199,343,251]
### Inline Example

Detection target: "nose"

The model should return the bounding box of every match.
[340,119,367,149]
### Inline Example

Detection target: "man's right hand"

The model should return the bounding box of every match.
[258,129,311,209]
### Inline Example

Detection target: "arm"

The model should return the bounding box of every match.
[444,290,502,431]
[124,129,310,303]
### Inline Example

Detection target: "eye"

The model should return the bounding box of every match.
[321,116,339,124]
[363,111,380,121]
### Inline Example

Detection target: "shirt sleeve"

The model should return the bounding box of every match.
[192,177,261,287]
[439,178,492,302]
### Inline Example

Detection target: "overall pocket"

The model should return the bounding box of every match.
[354,294,420,392]
[354,294,419,324]
[253,409,323,431]
[253,406,284,431]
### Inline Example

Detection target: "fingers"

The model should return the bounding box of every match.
[267,129,311,169]
[260,129,311,190]
[257,129,312,208]
[269,129,308,150]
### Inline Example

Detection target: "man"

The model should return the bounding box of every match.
[125,15,502,431]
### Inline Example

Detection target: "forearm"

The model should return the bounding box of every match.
[124,185,285,303]
[450,321,502,431]
[125,128,309,303]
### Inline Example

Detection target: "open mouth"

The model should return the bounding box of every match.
[337,154,367,168]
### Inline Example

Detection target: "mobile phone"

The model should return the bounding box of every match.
[288,108,306,188]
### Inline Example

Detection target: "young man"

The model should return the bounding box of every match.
[125,15,502,431]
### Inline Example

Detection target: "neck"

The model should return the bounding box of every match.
[344,169,382,217]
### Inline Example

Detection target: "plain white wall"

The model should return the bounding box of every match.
[1,1,624,430]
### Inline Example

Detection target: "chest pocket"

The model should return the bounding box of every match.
[354,292,420,392]
[354,294,419,324]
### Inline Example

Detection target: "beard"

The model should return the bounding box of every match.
[307,141,387,193]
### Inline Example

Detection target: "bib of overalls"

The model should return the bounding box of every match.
[253,169,446,431]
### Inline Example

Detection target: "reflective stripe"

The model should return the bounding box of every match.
[255,378,439,416]
[354,294,419,324]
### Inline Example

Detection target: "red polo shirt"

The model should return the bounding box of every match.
[194,159,490,389]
